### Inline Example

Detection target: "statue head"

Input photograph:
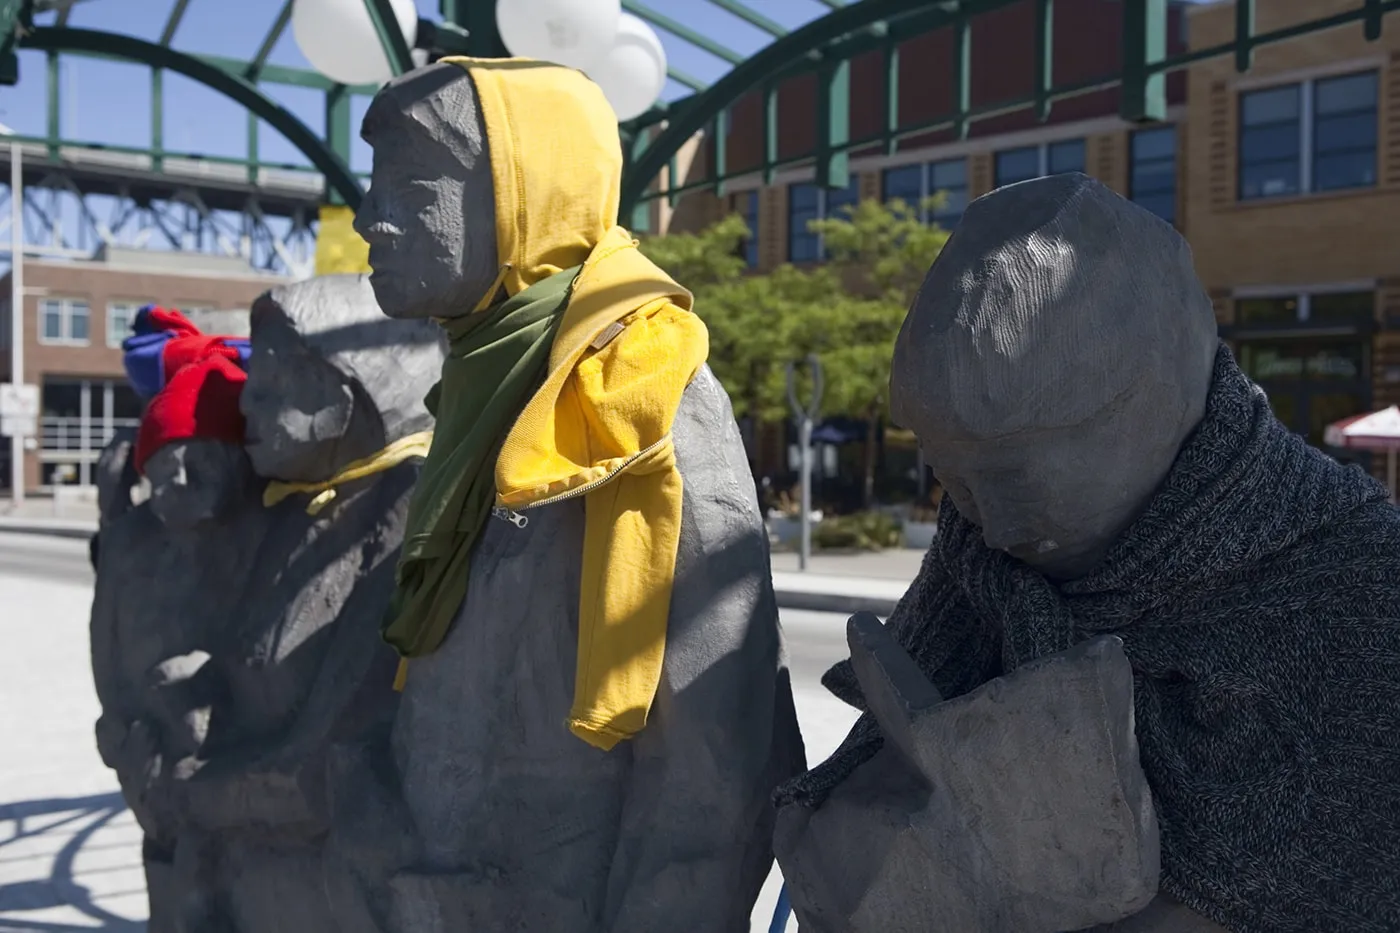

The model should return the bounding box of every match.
[354,63,500,320]
[240,275,444,483]
[891,173,1218,580]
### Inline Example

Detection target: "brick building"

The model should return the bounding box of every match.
[654,0,1391,485]
[0,247,285,492]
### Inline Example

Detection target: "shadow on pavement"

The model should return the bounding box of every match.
[0,792,145,931]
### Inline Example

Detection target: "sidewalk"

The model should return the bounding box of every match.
[0,496,922,614]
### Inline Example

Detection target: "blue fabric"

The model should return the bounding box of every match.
[120,305,251,400]
[122,331,171,400]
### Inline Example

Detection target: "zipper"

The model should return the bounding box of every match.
[491,506,529,529]
[512,434,673,513]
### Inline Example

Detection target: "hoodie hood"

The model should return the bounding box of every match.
[442,57,623,301]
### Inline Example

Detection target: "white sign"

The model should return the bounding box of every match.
[0,414,36,438]
[0,383,39,420]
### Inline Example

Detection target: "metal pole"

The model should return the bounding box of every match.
[799,415,813,571]
[9,141,23,507]
[786,355,825,573]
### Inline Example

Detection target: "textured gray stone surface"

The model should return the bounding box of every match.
[89,275,442,932]
[321,64,807,932]
[892,173,1217,582]
[776,176,1232,932]
[777,614,1159,933]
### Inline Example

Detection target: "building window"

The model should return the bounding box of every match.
[1047,139,1086,175]
[881,158,968,229]
[107,301,143,348]
[737,191,759,268]
[39,298,91,346]
[1130,125,1178,224]
[1238,290,1374,326]
[1313,72,1378,193]
[995,139,1086,188]
[1240,70,1377,201]
[881,165,923,212]
[995,146,1041,187]
[929,159,968,228]
[788,177,860,263]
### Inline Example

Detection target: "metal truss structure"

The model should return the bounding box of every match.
[0,141,320,276]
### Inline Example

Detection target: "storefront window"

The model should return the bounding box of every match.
[1237,296,1300,325]
[1310,291,1374,323]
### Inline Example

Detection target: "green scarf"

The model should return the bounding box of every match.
[383,266,579,657]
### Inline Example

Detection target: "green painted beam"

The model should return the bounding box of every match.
[669,66,707,91]
[630,0,1400,206]
[702,0,787,38]
[763,83,778,185]
[247,0,294,79]
[1235,0,1254,71]
[815,59,849,189]
[622,0,745,64]
[1121,0,1166,122]
[1033,0,1053,121]
[951,17,969,139]
[21,27,364,206]
[814,0,846,8]
[159,0,192,47]
[1366,0,1385,39]
[151,67,163,170]
[46,50,58,159]
[883,40,899,155]
[713,108,728,196]
[362,0,414,77]
[325,84,353,205]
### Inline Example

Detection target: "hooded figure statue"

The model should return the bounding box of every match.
[323,58,806,931]
[89,277,443,932]
[776,174,1400,933]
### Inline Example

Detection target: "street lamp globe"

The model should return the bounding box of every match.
[496,0,622,72]
[292,0,420,86]
[585,13,667,122]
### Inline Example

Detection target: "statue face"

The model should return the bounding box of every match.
[355,63,499,320]
[892,174,1217,580]
[920,404,1177,580]
[144,440,250,530]
[239,314,372,483]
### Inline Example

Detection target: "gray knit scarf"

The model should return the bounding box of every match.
[779,345,1400,933]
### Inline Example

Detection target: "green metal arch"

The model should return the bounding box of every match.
[619,0,970,213]
[19,26,365,209]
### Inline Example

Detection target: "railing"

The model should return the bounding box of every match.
[40,416,140,458]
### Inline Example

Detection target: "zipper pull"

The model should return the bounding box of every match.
[492,506,529,529]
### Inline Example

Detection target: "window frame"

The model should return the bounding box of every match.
[993,138,1087,189]
[787,177,861,263]
[106,300,145,349]
[879,157,969,230]
[37,297,92,347]
[1237,69,1378,202]
[1129,124,1179,224]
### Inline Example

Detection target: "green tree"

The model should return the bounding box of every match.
[639,196,951,509]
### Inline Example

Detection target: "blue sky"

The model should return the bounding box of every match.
[0,0,843,174]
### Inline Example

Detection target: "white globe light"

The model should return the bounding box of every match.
[496,0,621,72]
[586,13,667,122]
[292,0,419,87]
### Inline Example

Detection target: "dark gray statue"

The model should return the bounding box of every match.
[90,276,442,932]
[321,60,805,932]
[777,173,1400,933]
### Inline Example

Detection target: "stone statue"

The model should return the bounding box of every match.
[89,276,443,932]
[322,59,805,932]
[776,173,1400,933]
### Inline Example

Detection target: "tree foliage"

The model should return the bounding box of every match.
[639,196,951,505]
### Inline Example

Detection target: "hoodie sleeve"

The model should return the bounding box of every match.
[599,366,807,933]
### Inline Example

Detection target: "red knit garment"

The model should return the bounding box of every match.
[133,350,248,474]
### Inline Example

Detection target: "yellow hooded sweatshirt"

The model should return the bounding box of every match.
[436,57,709,751]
